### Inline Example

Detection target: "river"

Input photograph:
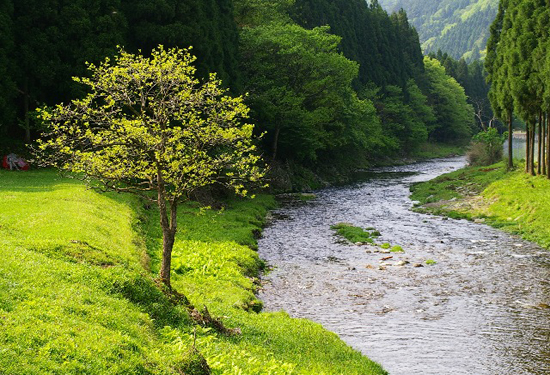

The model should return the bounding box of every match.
[258,157,550,375]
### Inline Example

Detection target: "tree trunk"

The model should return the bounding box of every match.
[156,165,178,289]
[526,125,531,174]
[543,114,547,175]
[159,199,177,289]
[507,110,513,171]
[547,112,550,179]
[531,122,536,176]
[538,113,543,175]
[271,125,281,161]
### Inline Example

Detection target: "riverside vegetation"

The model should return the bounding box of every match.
[0,169,387,374]
[410,161,550,249]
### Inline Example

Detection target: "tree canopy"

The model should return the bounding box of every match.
[486,0,550,176]
[37,46,264,288]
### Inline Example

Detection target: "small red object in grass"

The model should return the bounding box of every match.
[2,154,29,171]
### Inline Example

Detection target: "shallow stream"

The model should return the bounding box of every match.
[258,157,550,374]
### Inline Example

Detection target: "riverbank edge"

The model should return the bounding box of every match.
[0,169,387,374]
[409,161,550,249]
[269,142,465,192]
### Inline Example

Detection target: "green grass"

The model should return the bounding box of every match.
[410,161,550,249]
[330,223,377,244]
[410,162,508,215]
[390,245,404,253]
[0,169,386,374]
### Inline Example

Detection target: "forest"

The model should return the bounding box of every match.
[485,0,550,176]
[379,0,499,61]
[0,0,476,187]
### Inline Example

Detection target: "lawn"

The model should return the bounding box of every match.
[0,169,387,374]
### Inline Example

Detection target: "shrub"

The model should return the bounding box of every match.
[467,128,507,166]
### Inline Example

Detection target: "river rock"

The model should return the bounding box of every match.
[413,263,424,268]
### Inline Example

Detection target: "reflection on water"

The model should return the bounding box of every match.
[503,134,541,161]
[258,157,550,375]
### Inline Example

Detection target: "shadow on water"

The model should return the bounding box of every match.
[258,156,550,375]
[352,170,419,183]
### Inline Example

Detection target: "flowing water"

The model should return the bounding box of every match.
[258,157,550,375]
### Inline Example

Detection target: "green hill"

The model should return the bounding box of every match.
[378,0,499,61]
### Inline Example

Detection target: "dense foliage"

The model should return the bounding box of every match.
[1,0,475,181]
[467,128,507,166]
[379,0,499,61]
[234,0,473,177]
[0,0,242,145]
[291,0,424,87]
[429,51,494,132]
[485,0,550,176]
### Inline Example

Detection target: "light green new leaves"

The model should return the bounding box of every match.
[37,45,265,201]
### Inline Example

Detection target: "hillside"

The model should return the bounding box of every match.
[378,0,498,61]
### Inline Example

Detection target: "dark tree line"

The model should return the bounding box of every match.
[1,0,474,183]
[0,0,242,146]
[291,0,424,88]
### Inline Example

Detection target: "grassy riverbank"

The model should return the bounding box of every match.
[0,169,386,374]
[410,161,550,249]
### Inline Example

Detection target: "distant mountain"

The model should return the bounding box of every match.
[378,0,498,61]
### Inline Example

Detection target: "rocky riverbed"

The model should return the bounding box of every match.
[258,157,550,375]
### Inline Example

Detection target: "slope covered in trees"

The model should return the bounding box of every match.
[379,0,499,61]
[0,0,242,146]
[291,0,424,87]
[1,0,474,183]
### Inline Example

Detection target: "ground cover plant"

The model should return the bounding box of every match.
[410,161,550,249]
[330,223,379,244]
[0,169,387,374]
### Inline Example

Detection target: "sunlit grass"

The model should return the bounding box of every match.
[0,169,387,374]
[410,161,550,249]
[330,223,377,243]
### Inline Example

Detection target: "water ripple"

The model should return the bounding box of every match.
[258,157,550,375]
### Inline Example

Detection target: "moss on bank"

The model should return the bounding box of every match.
[0,169,386,374]
[410,161,550,249]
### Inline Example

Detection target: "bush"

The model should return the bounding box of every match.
[467,128,507,166]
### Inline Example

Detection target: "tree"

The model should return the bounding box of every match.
[486,0,514,170]
[240,23,371,164]
[37,46,264,289]
[0,0,15,140]
[423,56,473,144]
